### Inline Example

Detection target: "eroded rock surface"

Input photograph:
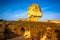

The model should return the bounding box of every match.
[0,21,60,40]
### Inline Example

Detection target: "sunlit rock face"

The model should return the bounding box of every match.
[23,30,31,38]
[17,4,42,22]
[47,20,60,23]
[40,34,47,40]
[42,20,60,23]
[27,4,42,22]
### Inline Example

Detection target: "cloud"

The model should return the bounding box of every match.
[0,10,60,21]
[41,7,49,11]
[41,4,58,11]
[0,10,27,21]
[40,12,60,20]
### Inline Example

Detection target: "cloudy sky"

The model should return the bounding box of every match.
[0,0,60,21]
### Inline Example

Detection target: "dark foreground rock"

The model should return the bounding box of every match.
[0,21,60,40]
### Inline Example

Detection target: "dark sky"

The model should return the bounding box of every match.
[0,0,60,21]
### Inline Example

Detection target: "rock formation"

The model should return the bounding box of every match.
[18,4,42,22]
[27,4,42,22]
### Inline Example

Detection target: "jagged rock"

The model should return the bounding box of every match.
[18,4,42,22]
[0,21,60,40]
[27,4,42,22]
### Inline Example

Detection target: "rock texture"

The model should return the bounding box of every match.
[0,21,60,40]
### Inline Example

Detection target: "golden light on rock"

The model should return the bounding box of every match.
[47,27,52,30]
[40,34,47,40]
[28,4,42,22]
[23,30,31,38]
[18,4,42,22]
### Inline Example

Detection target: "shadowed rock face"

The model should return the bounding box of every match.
[0,22,5,40]
[0,21,60,40]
